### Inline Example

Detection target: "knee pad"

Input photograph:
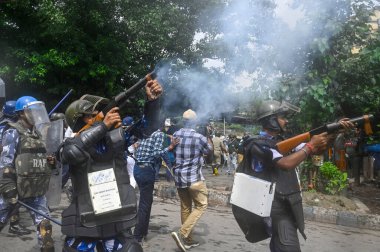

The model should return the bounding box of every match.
[272,218,301,252]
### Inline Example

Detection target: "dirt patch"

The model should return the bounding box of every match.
[303,191,358,212]
[303,182,380,215]
[348,182,380,215]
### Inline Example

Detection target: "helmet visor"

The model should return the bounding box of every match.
[24,101,50,126]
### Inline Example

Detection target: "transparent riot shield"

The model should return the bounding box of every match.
[37,119,64,207]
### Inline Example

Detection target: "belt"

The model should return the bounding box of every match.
[137,162,152,168]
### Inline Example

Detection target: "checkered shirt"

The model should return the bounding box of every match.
[135,129,171,167]
[173,128,212,188]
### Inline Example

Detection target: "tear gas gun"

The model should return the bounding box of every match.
[276,114,375,155]
[77,71,157,134]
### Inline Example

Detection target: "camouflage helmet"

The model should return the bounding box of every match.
[256,100,300,132]
[256,100,300,122]
[65,99,94,132]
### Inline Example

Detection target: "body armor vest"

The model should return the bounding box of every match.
[232,135,305,243]
[9,122,52,199]
[61,128,137,238]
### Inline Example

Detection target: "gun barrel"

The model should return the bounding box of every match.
[326,114,374,132]
[112,71,157,111]
[124,71,157,98]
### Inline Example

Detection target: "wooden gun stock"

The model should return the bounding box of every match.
[276,132,311,154]
[275,114,374,155]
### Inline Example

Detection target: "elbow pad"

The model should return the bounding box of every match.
[61,142,89,166]
[80,122,108,149]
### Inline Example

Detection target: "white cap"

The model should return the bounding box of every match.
[165,118,171,126]
[183,109,197,120]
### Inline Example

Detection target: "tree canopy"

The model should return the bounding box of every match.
[0,0,379,133]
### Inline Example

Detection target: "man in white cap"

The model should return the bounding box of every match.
[171,109,213,252]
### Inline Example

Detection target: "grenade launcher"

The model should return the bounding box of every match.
[78,71,157,134]
[276,114,375,154]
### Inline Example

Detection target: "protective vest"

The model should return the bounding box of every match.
[61,128,137,238]
[8,122,52,199]
[232,135,305,243]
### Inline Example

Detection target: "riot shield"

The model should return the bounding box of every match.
[37,119,64,207]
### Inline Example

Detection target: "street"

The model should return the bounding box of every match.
[0,196,379,252]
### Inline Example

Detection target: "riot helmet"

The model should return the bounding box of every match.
[15,96,37,112]
[2,100,17,118]
[15,96,49,126]
[65,99,95,132]
[256,100,300,132]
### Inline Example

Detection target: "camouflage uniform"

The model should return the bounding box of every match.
[0,126,50,245]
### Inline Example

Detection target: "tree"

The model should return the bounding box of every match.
[0,0,223,108]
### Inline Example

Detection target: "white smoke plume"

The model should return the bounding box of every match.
[159,0,352,121]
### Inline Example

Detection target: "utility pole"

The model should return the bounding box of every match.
[224,117,226,136]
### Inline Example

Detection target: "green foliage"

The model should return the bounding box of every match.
[318,161,348,195]
[0,0,223,107]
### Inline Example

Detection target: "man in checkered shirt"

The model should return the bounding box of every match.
[171,109,213,252]
[133,121,179,246]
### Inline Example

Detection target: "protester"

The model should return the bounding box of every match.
[171,109,213,252]
[211,132,227,175]
[123,116,138,189]
[59,79,162,252]
[232,100,354,252]
[162,118,175,181]
[133,118,179,247]
[227,135,239,175]
[0,96,55,251]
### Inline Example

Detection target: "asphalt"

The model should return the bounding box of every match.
[154,166,380,231]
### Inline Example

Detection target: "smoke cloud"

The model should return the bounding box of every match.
[158,0,352,121]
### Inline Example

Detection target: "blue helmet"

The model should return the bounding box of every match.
[15,96,37,112]
[122,116,134,127]
[2,100,16,117]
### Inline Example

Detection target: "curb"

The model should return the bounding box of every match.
[153,182,380,231]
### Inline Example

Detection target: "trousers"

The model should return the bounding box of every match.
[177,181,208,238]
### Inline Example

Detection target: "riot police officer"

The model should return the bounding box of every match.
[0,100,32,235]
[233,100,355,251]
[59,80,162,252]
[0,96,55,251]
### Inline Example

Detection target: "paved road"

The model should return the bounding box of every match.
[0,197,379,252]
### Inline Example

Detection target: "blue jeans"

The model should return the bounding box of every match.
[133,163,156,241]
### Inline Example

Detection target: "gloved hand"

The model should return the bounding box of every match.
[3,184,18,204]
[0,178,18,204]
[0,168,18,204]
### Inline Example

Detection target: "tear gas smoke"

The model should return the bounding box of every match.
[159,0,352,121]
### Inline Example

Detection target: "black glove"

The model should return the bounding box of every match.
[0,178,18,204]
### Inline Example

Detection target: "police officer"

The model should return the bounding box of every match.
[59,80,162,252]
[0,96,55,251]
[0,100,32,235]
[233,100,355,252]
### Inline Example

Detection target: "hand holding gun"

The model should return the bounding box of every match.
[276,115,374,155]
[78,71,158,133]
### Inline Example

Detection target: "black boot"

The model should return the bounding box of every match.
[8,221,32,235]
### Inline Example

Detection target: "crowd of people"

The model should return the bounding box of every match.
[0,77,359,252]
